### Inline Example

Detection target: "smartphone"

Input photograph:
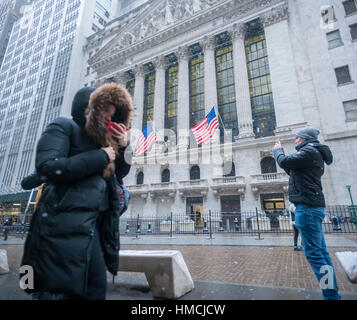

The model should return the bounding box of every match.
[107,121,129,134]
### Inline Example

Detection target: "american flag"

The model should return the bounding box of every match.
[191,107,220,146]
[135,123,157,155]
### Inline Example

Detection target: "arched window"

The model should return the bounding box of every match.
[223,162,236,177]
[260,157,277,174]
[190,165,200,180]
[161,168,170,183]
[136,171,144,185]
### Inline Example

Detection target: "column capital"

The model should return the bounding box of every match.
[228,23,246,40]
[175,46,190,62]
[175,46,190,63]
[200,35,216,52]
[152,55,167,70]
[133,64,145,77]
[260,3,289,27]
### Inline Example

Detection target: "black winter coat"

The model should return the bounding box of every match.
[273,139,333,207]
[21,86,132,297]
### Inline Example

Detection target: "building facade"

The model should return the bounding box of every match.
[84,0,357,220]
[0,0,118,196]
[0,0,29,68]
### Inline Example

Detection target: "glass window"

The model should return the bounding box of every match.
[350,23,357,40]
[326,30,343,48]
[223,162,235,177]
[261,157,277,174]
[161,169,170,183]
[126,74,135,99]
[92,23,100,33]
[245,19,276,138]
[190,165,200,180]
[143,65,155,130]
[215,32,238,141]
[189,44,205,134]
[136,171,144,185]
[335,65,352,85]
[343,99,357,120]
[343,0,357,15]
[94,12,107,27]
[165,56,178,135]
[96,1,110,18]
[320,5,337,25]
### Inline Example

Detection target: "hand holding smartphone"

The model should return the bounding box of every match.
[107,121,129,135]
[107,122,129,147]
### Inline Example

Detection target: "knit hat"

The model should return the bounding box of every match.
[296,127,320,140]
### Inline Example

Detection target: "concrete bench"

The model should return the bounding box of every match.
[335,251,357,284]
[118,250,194,299]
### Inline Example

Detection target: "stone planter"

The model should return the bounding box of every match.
[160,221,176,233]
[278,217,293,231]
[178,221,195,232]
[251,218,271,231]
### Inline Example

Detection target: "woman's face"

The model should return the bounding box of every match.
[102,104,116,127]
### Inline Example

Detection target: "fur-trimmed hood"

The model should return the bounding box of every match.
[85,82,133,149]
[71,87,96,128]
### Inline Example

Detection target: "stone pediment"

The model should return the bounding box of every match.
[88,0,223,66]
[88,0,287,74]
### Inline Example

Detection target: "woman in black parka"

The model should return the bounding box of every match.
[20,83,133,300]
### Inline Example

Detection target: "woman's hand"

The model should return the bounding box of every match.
[109,122,128,148]
[101,146,115,162]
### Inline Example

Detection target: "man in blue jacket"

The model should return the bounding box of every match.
[273,127,340,300]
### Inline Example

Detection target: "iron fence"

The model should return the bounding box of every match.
[0,205,34,240]
[120,206,357,237]
[1,205,356,240]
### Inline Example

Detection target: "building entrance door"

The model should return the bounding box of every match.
[261,194,285,230]
[221,195,241,231]
[186,197,203,227]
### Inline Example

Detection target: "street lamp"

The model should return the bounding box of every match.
[346,184,354,206]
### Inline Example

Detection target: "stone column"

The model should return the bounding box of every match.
[176,46,190,149]
[260,4,305,130]
[153,55,166,132]
[200,35,218,114]
[229,23,254,139]
[142,166,159,217]
[132,64,145,131]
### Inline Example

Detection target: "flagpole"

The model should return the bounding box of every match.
[214,106,226,131]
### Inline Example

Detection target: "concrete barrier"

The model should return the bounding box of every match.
[0,249,9,275]
[335,251,357,284]
[118,250,194,299]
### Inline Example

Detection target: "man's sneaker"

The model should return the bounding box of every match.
[293,246,298,251]
[296,246,303,251]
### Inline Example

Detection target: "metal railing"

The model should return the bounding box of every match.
[1,205,356,240]
[0,223,30,240]
[120,206,357,237]
[0,206,34,240]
